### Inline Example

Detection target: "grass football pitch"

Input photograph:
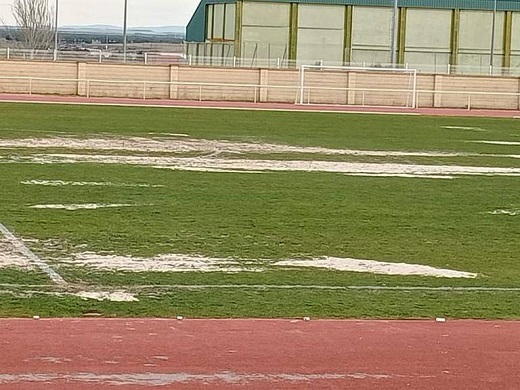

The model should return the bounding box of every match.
[0,103,519,318]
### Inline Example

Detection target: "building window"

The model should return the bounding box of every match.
[206,3,236,42]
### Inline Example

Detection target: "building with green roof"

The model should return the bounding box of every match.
[186,0,520,71]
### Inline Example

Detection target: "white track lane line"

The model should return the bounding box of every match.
[0,223,67,285]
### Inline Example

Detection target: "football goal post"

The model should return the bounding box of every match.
[299,65,418,108]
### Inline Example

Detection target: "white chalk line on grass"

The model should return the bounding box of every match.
[21,180,164,188]
[0,97,423,116]
[2,283,515,293]
[123,284,520,292]
[470,140,520,146]
[0,223,66,285]
[29,203,143,211]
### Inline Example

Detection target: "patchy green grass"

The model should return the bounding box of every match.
[0,103,518,318]
[0,289,519,319]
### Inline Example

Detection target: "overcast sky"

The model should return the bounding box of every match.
[0,0,200,27]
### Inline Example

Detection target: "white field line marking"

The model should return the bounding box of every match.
[21,180,164,188]
[0,283,519,293]
[443,126,485,131]
[125,284,520,292]
[29,203,137,211]
[0,372,429,385]
[0,223,66,285]
[0,98,423,116]
[470,140,520,146]
[344,173,455,179]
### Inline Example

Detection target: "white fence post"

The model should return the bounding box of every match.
[144,53,148,65]
[99,50,102,63]
[6,47,9,60]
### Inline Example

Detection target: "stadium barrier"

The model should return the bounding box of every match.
[0,61,520,110]
[1,48,520,77]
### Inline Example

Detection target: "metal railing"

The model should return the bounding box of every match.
[0,48,184,65]
[1,48,520,77]
[1,75,520,110]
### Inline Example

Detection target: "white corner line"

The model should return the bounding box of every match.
[0,223,67,285]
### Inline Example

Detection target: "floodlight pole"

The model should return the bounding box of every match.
[53,0,59,61]
[490,0,497,70]
[390,0,398,66]
[123,0,128,62]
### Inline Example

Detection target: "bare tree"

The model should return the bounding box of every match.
[12,0,54,50]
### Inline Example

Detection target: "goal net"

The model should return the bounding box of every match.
[298,65,417,108]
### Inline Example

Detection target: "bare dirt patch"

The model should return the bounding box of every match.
[488,209,519,216]
[0,238,32,269]
[0,136,466,158]
[275,257,477,278]
[65,252,476,278]
[75,291,138,302]
[14,154,520,178]
[68,252,261,273]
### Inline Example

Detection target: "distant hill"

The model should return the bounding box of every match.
[60,25,185,35]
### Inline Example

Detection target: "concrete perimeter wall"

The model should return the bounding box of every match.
[0,60,520,110]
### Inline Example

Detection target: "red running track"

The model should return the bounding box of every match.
[1,319,519,389]
[2,93,520,117]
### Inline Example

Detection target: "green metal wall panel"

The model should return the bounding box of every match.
[188,0,520,42]
[187,0,232,42]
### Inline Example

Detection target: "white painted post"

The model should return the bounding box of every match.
[6,47,9,60]
[233,56,237,68]
[467,94,471,110]
[412,70,418,108]
[199,85,202,101]
[144,53,148,65]
[98,50,102,63]
[277,58,280,69]
[189,54,192,66]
